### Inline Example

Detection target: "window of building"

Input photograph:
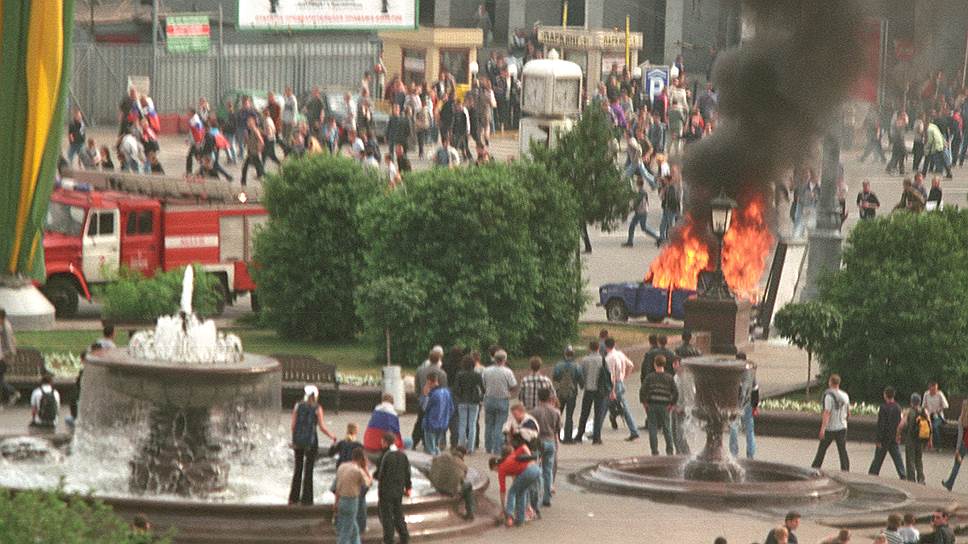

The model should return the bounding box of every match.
[439,49,469,84]
[402,48,427,85]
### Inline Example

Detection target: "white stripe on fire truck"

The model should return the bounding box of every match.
[164,235,219,249]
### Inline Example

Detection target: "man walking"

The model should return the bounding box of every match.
[671,357,692,454]
[413,347,447,449]
[868,387,905,479]
[481,350,517,454]
[519,356,553,411]
[811,374,851,471]
[552,346,583,444]
[728,357,758,460]
[897,393,931,483]
[575,341,608,444]
[923,381,949,450]
[604,337,639,442]
[642,355,677,455]
[856,180,880,220]
[374,432,411,544]
[622,177,660,248]
[529,388,561,507]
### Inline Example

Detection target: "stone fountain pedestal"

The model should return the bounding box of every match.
[84,350,280,497]
[683,296,752,355]
[0,277,54,331]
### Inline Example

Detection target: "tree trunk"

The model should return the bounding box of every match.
[805,351,812,398]
[385,327,391,367]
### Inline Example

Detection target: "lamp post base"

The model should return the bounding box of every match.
[0,277,55,331]
[683,296,752,355]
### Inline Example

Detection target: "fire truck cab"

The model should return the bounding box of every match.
[42,182,266,317]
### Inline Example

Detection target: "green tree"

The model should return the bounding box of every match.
[773,301,842,398]
[817,209,968,401]
[356,162,583,365]
[253,154,382,340]
[355,276,427,365]
[530,106,632,252]
[99,265,221,322]
[0,489,171,543]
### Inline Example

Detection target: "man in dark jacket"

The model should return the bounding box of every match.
[374,432,412,544]
[868,386,905,478]
[642,355,678,455]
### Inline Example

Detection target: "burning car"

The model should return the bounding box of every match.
[599,283,695,323]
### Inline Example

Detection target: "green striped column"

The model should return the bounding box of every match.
[0,0,75,280]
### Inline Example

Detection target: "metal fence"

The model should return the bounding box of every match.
[70,41,378,126]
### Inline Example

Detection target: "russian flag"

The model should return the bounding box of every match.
[363,402,404,451]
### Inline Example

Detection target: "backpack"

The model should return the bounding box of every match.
[37,390,57,425]
[292,402,318,449]
[915,410,932,441]
[555,364,577,401]
[596,358,613,397]
[414,108,430,130]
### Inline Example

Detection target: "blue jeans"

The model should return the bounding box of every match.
[943,443,968,490]
[67,142,85,167]
[506,464,541,524]
[336,495,361,544]
[539,439,556,505]
[357,489,368,535]
[484,397,509,454]
[729,405,756,459]
[659,210,680,242]
[624,162,658,189]
[457,403,480,453]
[627,213,660,245]
[931,414,945,448]
[613,382,639,438]
[424,428,444,456]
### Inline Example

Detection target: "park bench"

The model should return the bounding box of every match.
[4,348,46,389]
[274,354,340,414]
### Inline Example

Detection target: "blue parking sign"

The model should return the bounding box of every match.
[645,66,670,104]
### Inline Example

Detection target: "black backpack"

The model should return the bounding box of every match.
[38,390,57,425]
[292,402,318,449]
[596,357,613,397]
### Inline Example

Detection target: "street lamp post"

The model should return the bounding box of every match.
[702,192,737,300]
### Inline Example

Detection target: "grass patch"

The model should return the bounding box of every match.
[17,322,677,376]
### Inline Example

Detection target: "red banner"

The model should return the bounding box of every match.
[850,18,882,104]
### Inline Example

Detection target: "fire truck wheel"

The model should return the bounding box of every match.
[605,299,629,323]
[42,277,79,318]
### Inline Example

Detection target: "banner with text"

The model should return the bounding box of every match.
[238,0,416,30]
[166,15,210,53]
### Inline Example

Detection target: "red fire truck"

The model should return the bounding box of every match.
[41,181,267,317]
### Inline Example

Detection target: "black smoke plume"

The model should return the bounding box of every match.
[681,0,866,217]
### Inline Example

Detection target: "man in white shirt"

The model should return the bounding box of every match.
[30,374,60,428]
[923,381,949,450]
[811,374,850,471]
[603,337,639,441]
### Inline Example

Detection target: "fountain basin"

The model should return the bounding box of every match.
[574,456,848,505]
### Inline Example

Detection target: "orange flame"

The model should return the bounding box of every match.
[647,195,774,302]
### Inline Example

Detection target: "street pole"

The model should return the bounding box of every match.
[801,128,844,301]
[962,29,968,88]
[151,0,159,89]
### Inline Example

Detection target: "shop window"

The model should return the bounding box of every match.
[439,49,469,84]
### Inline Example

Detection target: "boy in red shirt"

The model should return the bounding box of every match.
[489,442,540,526]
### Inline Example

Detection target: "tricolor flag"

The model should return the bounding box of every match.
[0,0,75,279]
[363,401,404,451]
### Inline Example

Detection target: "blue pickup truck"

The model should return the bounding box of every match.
[598,282,695,323]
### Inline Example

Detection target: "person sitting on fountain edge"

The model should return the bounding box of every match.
[29,373,59,430]
[289,385,337,505]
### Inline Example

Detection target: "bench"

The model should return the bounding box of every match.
[5,348,46,388]
[274,354,340,414]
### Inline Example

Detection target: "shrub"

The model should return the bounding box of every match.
[0,489,171,543]
[530,106,632,240]
[773,301,842,397]
[818,209,968,401]
[253,154,382,341]
[356,162,583,365]
[98,265,220,322]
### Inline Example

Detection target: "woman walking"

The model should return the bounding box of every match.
[942,400,968,491]
[289,385,337,505]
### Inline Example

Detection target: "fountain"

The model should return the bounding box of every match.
[575,355,848,505]
[0,268,497,541]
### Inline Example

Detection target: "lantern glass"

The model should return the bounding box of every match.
[709,193,737,236]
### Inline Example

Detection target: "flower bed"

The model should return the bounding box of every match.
[759,398,879,417]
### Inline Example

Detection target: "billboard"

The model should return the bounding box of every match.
[166,15,210,53]
[238,0,417,30]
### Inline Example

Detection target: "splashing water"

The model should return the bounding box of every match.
[127,267,243,364]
